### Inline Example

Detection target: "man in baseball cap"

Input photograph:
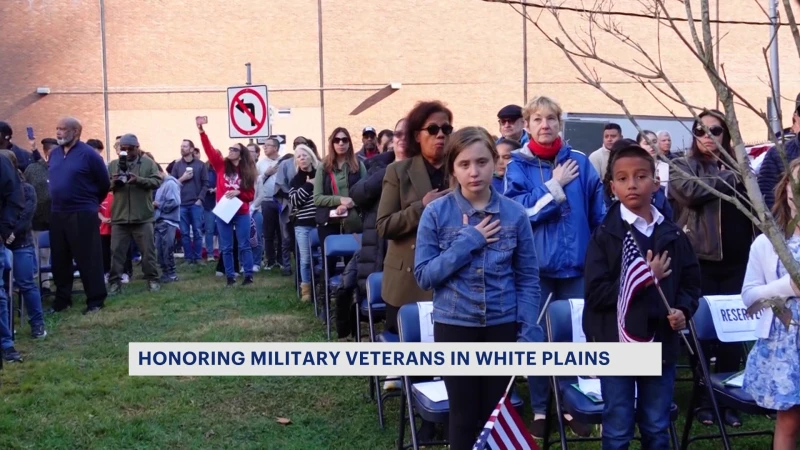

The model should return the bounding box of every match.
[0,121,33,172]
[357,126,379,162]
[496,105,530,147]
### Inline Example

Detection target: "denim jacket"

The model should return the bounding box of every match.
[414,185,541,342]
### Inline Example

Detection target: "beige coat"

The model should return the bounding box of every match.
[375,155,434,307]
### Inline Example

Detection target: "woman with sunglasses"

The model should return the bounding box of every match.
[313,127,367,275]
[670,109,753,428]
[375,102,453,440]
[196,117,258,287]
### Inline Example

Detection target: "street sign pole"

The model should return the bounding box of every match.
[245,63,253,144]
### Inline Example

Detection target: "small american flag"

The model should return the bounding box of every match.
[618,231,656,343]
[473,378,539,450]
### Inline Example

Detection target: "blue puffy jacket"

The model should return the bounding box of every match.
[504,143,606,278]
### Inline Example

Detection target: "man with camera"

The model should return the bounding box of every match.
[107,134,162,294]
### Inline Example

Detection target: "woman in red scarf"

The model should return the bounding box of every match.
[503,95,606,439]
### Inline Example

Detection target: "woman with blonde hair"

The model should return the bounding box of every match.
[290,144,321,301]
[504,95,604,438]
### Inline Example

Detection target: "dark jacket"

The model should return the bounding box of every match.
[170,157,209,206]
[350,151,395,293]
[0,156,23,242]
[669,154,752,263]
[23,159,50,231]
[9,144,32,172]
[8,183,36,250]
[583,202,701,364]
[203,164,217,211]
[757,137,800,210]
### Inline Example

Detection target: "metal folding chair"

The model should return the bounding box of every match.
[322,234,360,340]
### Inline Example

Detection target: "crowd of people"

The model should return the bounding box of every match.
[0,93,799,449]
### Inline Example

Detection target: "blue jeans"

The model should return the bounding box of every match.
[217,213,253,278]
[246,210,263,267]
[600,364,676,450]
[204,209,216,254]
[294,226,313,283]
[180,204,204,262]
[155,221,178,278]
[11,246,44,327]
[0,247,14,349]
[528,275,584,414]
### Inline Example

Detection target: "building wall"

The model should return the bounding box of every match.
[2,0,798,164]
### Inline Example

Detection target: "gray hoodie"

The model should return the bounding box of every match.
[154,175,181,226]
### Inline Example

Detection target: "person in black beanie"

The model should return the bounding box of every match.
[0,121,33,172]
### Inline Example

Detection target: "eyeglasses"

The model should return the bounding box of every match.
[394,131,405,140]
[120,146,134,152]
[422,124,453,136]
[332,137,350,145]
[498,118,519,126]
[692,125,724,138]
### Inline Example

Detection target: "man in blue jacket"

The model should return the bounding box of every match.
[48,117,110,314]
[504,96,605,439]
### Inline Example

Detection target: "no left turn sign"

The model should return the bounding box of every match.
[227,85,271,138]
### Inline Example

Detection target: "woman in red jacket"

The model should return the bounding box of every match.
[196,117,258,286]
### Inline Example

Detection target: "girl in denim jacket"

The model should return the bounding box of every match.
[414,127,541,449]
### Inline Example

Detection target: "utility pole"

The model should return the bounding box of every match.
[245,63,253,145]
[768,0,781,136]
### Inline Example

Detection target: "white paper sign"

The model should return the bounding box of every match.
[417,301,435,343]
[212,196,243,224]
[569,299,586,343]
[657,161,670,194]
[414,380,448,402]
[705,295,760,343]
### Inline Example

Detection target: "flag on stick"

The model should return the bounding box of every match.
[473,376,540,450]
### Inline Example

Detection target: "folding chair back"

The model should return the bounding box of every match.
[322,234,361,340]
[682,297,774,450]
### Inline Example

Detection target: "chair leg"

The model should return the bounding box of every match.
[324,264,331,341]
[669,420,680,450]
[375,377,386,430]
[397,387,406,450]
[680,382,698,450]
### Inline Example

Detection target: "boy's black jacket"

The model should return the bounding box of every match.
[582,202,701,364]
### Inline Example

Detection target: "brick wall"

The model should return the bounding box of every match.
[2,0,798,164]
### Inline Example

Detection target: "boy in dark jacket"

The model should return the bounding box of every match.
[583,144,701,449]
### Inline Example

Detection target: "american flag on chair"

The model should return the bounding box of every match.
[473,378,539,450]
[618,231,656,343]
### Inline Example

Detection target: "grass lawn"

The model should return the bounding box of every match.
[0,263,775,449]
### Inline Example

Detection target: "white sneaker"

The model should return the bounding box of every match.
[73,270,80,277]
[383,378,401,391]
[252,265,260,273]
[207,256,216,262]
[215,271,224,277]
[104,273,109,284]
[121,274,130,284]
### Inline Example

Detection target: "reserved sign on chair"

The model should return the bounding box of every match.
[705,295,761,343]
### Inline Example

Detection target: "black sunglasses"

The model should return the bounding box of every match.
[228,146,241,152]
[693,125,724,138]
[422,124,453,136]
[332,137,350,145]
[394,130,406,140]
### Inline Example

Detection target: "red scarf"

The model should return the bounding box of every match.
[527,137,563,160]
